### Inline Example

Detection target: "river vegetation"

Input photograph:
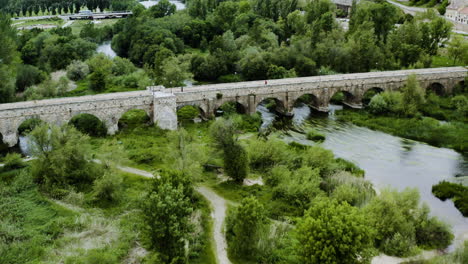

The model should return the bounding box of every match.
[1,0,467,263]
[432,181,468,217]
[337,75,468,154]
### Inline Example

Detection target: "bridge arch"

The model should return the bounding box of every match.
[118,109,152,130]
[177,105,206,122]
[329,90,357,105]
[214,101,247,116]
[427,82,445,96]
[69,113,107,137]
[293,93,321,110]
[256,97,286,114]
[363,87,384,105]
[177,102,209,118]
[17,117,44,136]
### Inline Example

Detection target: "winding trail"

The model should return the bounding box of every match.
[102,163,231,264]
[196,186,231,264]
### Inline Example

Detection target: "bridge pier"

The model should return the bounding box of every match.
[3,133,18,147]
[153,92,177,130]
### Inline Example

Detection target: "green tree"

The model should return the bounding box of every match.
[148,0,176,18]
[28,124,97,191]
[141,172,193,263]
[89,70,107,91]
[226,197,267,258]
[295,198,375,264]
[159,55,193,88]
[401,74,425,116]
[15,64,46,91]
[447,35,468,65]
[0,14,19,103]
[210,118,249,182]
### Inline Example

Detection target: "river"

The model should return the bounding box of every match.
[139,0,186,10]
[258,103,468,248]
[96,41,117,58]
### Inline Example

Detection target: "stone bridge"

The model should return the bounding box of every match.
[0,67,466,147]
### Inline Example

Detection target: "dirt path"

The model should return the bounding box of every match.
[107,164,231,264]
[196,186,231,264]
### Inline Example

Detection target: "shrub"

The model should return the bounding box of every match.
[301,146,335,176]
[177,105,200,121]
[246,139,292,171]
[66,60,89,81]
[89,70,107,92]
[28,124,98,191]
[92,172,122,204]
[333,158,365,177]
[118,109,150,129]
[266,165,291,187]
[2,153,25,171]
[226,197,267,259]
[112,56,137,76]
[306,130,325,142]
[295,198,375,264]
[18,118,43,135]
[381,232,417,257]
[224,141,249,183]
[272,166,323,211]
[15,64,46,91]
[369,91,404,115]
[69,114,107,137]
[416,215,453,250]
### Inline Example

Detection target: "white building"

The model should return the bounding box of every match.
[445,1,468,25]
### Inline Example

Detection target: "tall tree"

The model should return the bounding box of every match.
[295,198,375,264]
[141,171,193,263]
[0,14,19,103]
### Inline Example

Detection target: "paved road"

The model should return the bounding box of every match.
[386,0,429,15]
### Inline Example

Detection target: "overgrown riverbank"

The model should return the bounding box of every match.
[1,103,466,263]
[336,110,468,153]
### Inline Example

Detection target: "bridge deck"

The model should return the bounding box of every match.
[0,91,150,111]
[176,67,467,93]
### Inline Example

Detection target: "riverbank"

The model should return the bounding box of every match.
[335,109,468,154]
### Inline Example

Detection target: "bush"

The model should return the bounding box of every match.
[89,70,107,92]
[92,172,122,204]
[381,232,417,257]
[66,60,90,81]
[224,141,249,183]
[225,197,267,259]
[118,109,150,129]
[15,64,46,91]
[112,56,137,76]
[2,153,25,171]
[272,166,323,211]
[369,91,404,115]
[301,146,335,176]
[246,139,292,171]
[69,114,107,137]
[432,181,468,216]
[29,124,98,191]
[177,105,200,121]
[18,118,43,135]
[416,215,453,250]
[306,130,325,142]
